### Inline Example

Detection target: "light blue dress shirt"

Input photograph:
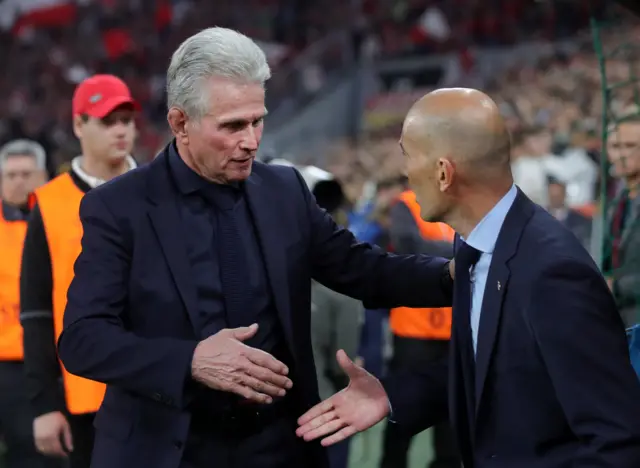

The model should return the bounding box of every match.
[463,185,517,355]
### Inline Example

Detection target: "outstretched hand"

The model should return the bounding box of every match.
[296,350,389,446]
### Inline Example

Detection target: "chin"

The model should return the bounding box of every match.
[107,150,130,164]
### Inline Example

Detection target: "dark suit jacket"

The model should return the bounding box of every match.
[384,189,640,468]
[57,147,451,468]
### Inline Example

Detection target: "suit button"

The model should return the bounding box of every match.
[173,440,183,449]
[152,392,162,402]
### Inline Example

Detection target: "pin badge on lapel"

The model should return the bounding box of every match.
[497,281,501,291]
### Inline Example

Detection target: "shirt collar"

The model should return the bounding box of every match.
[1,200,28,221]
[464,184,518,254]
[168,141,211,195]
[168,141,242,196]
[71,154,137,189]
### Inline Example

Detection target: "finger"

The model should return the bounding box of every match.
[62,421,74,452]
[321,425,358,446]
[302,418,347,442]
[244,362,293,389]
[230,323,259,341]
[296,410,337,436]
[43,436,66,457]
[298,399,335,425]
[336,349,362,379]
[239,373,287,398]
[229,383,273,404]
[245,347,289,375]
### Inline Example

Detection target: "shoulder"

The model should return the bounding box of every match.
[252,161,305,189]
[82,164,152,214]
[519,205,601,282]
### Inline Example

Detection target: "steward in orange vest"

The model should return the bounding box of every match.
[0,138,52,468]
[389,190,455,340]
[0,203,29,362]
[381,189,461,468]
[27,173,107,416]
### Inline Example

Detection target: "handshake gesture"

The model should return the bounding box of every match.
[296,350,390,446]
[191,323,293,403]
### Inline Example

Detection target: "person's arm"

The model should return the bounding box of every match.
[20,203,66,417]
[529,259,640,467]
[389,202,453,257]
[381,357,449,434]
[298,171,452,309]
[57,189,198,409]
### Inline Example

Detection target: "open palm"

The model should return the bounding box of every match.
[296,349,389,446]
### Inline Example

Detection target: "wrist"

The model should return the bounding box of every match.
[441,260,454,296]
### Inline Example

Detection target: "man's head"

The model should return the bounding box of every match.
[607,118,640,188]
[547,177,567,210]
[72,74,137,164]
[166,27,271,184]
[399,88,512,223]
[0,139,48,206]
[523,127,552,157]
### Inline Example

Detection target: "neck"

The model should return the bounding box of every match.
[79,154,129,181]
[444,181,512,239]
[626,175,640,199]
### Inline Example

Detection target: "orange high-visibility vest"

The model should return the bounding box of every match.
[0,203,28,361]
[390,191,455,340]
[35,173,106,414]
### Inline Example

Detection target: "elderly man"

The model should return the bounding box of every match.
[0,139,50,468]
[56,28,454,468]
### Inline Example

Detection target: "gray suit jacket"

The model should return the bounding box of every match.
[592,189,640,327]
[311,281,363,399]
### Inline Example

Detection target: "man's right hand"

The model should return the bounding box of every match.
[33,411,73,457]
[191,323,292,404]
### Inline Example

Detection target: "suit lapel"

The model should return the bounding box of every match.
[474,189,534,414]
[146,150,201,336]
[244,171,296,362]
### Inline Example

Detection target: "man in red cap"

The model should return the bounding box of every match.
[20,74,138,467]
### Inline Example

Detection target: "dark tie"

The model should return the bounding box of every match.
[202,185,251,329]
[454,241,481,396]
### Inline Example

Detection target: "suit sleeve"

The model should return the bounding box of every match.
[381,358,449,434]
[389,202,453,257]
[57,189,198,409]
[298,171,452,309]
[529,258,640,467]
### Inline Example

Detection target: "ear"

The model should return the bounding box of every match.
[167,108,189,146]
[72,115,85,140]
[437,158,455,192]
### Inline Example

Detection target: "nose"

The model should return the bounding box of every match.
[240,126,259,152]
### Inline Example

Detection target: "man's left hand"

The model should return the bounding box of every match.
[296,350,388,446]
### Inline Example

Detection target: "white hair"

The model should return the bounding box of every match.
[167,27,271,119]
[0,139,46,171]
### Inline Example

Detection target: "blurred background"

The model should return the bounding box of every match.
[1,0,639,467]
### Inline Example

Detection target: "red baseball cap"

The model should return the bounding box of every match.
[72,74,139,118]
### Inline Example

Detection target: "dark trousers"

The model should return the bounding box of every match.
[181,403,326,468]
[327,438,351,468]
[0,361,61,468]
[66,412,95,468]
[358,309,387,378]
[380,336,460,468]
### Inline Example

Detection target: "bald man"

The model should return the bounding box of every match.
[297,88,640,468]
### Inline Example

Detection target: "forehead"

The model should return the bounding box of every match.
[610,122,640,141]
[3,154,37,170]
[204,77,266,121]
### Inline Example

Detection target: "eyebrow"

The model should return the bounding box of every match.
[218,109,269,126]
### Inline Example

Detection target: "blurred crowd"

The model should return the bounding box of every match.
[0,0,609,173]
